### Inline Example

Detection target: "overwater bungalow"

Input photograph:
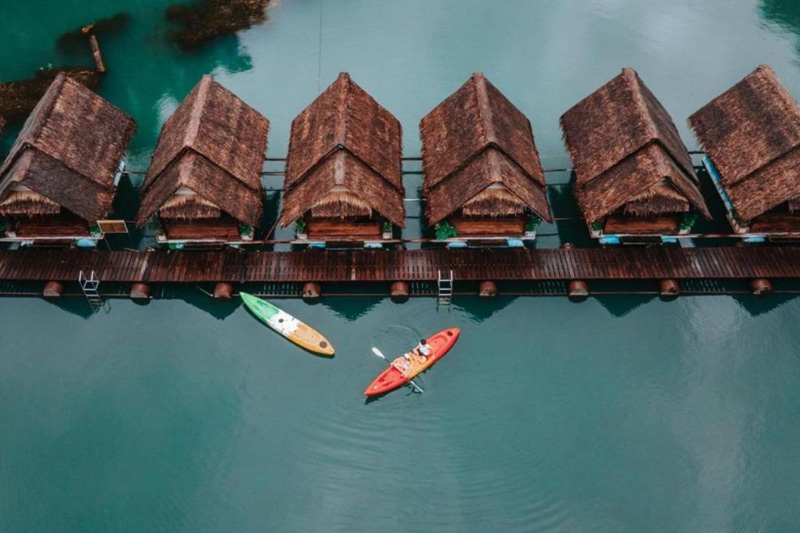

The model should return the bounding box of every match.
[561,68,710,243]
[689,65,800,236]
[0,73,135,244]
[279,73,404,246]
[420,73,552,245]
[136,75,268,245]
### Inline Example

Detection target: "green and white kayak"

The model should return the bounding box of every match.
[240,292,335,356]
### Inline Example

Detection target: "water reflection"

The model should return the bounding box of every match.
[454,295,516,322]
[733,294,794,316]
[162,286,240,319]
[320,297,380,321]
[595,295,653,318]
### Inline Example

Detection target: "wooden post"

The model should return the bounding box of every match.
[130,283,151,301]
[302,282,321,301]
[479,281,498,297]
[213,282,233,300]
[43,281,63,298]
[390,281,409,303]
[750,278,772,297]
[659,279,680,300]
[81,25,106,73]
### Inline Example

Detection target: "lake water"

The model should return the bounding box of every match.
[2,1,800,531]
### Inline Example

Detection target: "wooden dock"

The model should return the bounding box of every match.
[1,247,799,284]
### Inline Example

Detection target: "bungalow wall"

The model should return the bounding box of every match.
[161,215,243,242]
[306,215,382,240]
[5,211,93,240]
[450,214,525,237]
[602,214,681,235]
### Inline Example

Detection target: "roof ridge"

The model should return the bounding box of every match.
[625,69,659,143]
[473,73,496,145]
[334,73,350,147]
[184,75,212,149]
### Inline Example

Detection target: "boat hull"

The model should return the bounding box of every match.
[241,292,335,356]
[364,328,460,396]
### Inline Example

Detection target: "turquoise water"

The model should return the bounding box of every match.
[3,1,800,530]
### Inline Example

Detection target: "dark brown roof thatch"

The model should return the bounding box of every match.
[561,68,710,222]
[689,65,800,222]
[0,73,135,221]
[420,73,551,224]
[0,116,6,137]
[137,75,268,227]
[281,150,405,225]
[280,73,404,226]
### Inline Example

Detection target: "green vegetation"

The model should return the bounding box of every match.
[434,220,458,240]
[525,215,542,232]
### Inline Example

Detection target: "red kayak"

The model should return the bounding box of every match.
[364,328,461,396]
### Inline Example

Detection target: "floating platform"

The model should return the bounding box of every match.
[0,247,798,284]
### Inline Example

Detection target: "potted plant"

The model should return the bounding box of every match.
[434,220,458,240]
[524,215,541,238]
[590,220,603,238]
[89,224,103,239]
[381,220,393,240]
[678,212,698,235]
[294,217,307,240]
[239,223,254,241]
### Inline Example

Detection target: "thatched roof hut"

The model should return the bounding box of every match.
[279,73,405,227]
[136,75,268,227]
[0,73,135,221]
[420,73,552,225]
[689,65,800,222]
[561,68,710,224]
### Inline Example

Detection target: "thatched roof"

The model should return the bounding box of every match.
[0,189,61,216]
[561,68,710,222]
[420,73,551,224]
[0,116,5,137]
[689,65,800,222]
[280,73,404,226]
[281,150,405,225]
[0,73,135,221]
[622,181,690,217]
[137,75,268,227]
[159,193,221,220]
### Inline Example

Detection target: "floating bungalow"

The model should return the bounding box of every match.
[0,73,135,244]
[561,68,710,243]
[420,73,552,245]
[689,65,800,236]
[136,75,268,245]
[279,73,404,246]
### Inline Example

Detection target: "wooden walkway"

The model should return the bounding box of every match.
[1,247,799,283]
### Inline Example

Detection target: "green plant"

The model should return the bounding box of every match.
[434,220,458,240]
[294,217,306,234]
[89,224,102,236]
[239,223,253,237]
[524,216,542,232]
[382,220,392,234]
[679,212,698,232]
[590,220,603,231]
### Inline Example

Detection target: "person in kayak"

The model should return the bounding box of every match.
[408,339,431,363]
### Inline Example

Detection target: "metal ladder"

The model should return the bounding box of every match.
[437,269,453,307]
[79,270,104,311]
